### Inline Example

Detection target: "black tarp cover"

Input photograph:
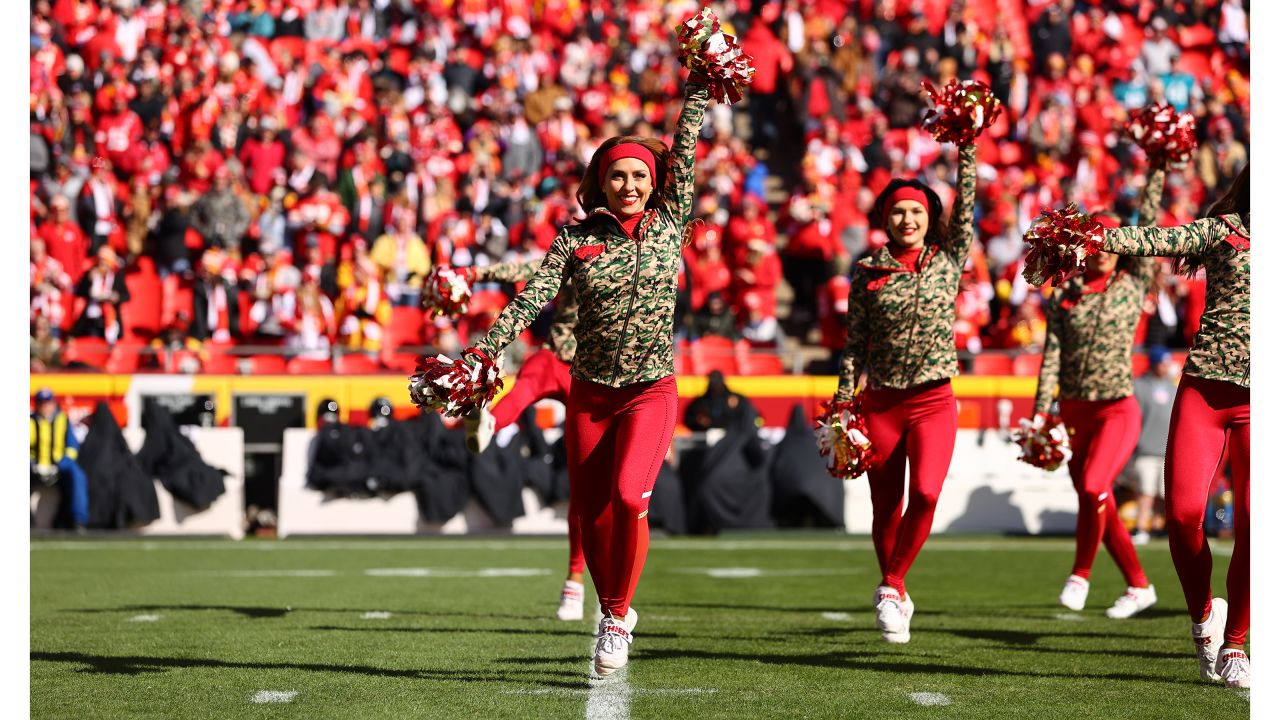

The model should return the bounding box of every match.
[78,402,160,528]
[770,404,845,528]
[136,400,227,509]
[680,399,774,533]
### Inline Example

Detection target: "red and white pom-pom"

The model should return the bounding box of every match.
[921,79,1002,145]
[422,266,472,319]
[1012,412,1072,471]
[813,399,874,479]
[677,8,755,104]
[1021,204,1105,287]
[1128,103,1198,167]
[407,348,504,418]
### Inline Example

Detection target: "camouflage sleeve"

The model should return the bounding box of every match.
[1033,298,1062,416]
[553,283,578,328]
[473,231,572,359]
[942,143,978,262]
[661,82,712,226]
[1102,216,1225,258]
[835,273,868,401]
[475,259,541,284]
[1118,167,1166,283]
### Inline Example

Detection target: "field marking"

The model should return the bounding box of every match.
[32,538,1105,553]
[586,666,632,720]
[364,568,551,578]
[821,612,852,622]
[1054,613,1085,622]
[907,692,952,707]
[675,567,861,579]
[361,611,392,620]
[127,614,161,622]
[198,570,336,577]
[504,687,715,696]
[250,690,298,704]
[1237,689,1249,701]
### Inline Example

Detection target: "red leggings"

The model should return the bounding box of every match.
[565,375,677,617]
[490,349,582,575]
[1165,375,1249,645]
[1059,396,1148,587]
[863,379,958,594]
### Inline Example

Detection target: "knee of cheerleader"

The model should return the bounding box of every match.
[616,494,652,521]
[908,487,942,508]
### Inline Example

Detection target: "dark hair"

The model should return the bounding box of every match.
[870,179,946,246]
[576,136,671,214]
[1175,163,1248,276]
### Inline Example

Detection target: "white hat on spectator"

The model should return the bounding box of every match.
[220,52,240,74]
[65,54,84,75]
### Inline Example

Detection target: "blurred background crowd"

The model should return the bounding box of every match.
[29,0,1250,375]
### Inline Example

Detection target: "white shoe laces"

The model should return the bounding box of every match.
[1219,653,1249,682]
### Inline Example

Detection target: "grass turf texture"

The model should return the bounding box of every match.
[31,535,1247,719]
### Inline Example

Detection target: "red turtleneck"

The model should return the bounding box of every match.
[890,243,925,273]
[618,213,643,238]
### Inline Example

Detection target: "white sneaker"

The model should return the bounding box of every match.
[1131,531,1151,545]
[593,608,638,676]
[1192,597,1228,681]
[1106,584,1157,619]
[557,580,585,621]
[464,407,496,455]
[873,585,912,642]
[1059,574,1090,611]
[1216,648,1250,688]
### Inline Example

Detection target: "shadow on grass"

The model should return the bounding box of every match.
[65,604,551,621]
[627,648,1204,685]
[31,650,586,687]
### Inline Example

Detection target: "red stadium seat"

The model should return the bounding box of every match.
[381,351,421,373]
[1131,354,1150,377]
[1012,354,1043,377]
[199,353,239,374]
[387,306,424,349]
[736,353,785,376]
[123,269,162,340]
[692,352,738,377]
[247,355,290,374]
[286,357,334,374]
[971,354,1014,376]
[336,353,382,374]
[104,342,144,374]
[62,337,111,370]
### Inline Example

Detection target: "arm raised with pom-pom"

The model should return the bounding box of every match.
[1102,214,1242,259]
[1033,305,1063,416]
[1117,166,1167,284]
[663,81,712,227]
[942,143,978,264]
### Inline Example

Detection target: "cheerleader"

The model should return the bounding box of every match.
[1097,165,1250,687]
[468,77,714,675]
[1031,166,1167,619]
[457,260,585,622]
[831,125,980,644]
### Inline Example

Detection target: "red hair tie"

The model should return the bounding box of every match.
[882,186,931,226]
[596,143,657,185]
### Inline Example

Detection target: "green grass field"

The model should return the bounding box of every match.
[31,534,1248,719]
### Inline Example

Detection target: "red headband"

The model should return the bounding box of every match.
[882,186,931,226]
[597,143,657,185]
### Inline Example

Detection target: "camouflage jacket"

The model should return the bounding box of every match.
[836,143,977,399]
[474,259,577,363]
[474,83,710,387]
[1033,170,1165,413]
[1101,211,1250,388]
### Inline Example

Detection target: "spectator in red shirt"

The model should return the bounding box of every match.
[39,194,89,285]
[740,14,793,148]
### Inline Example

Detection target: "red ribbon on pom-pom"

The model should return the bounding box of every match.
[1021,204,1105,287]
[422,266,473,319]
[407,347,504,418]
[1012,412,1072,471]
[677,8,755,105]
[921,78,1002,145]
[813,398,875,479]
[1128,103,1198,167]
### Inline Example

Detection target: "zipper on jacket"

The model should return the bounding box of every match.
[610,235,645,385]
[905,271,925,380]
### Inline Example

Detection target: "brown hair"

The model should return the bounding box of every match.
[576,136,671,213]
[1175,162,1249,276]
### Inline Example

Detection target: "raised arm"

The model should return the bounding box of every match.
[474,259,542,284]
[1102,215,1232,258]
[835,280,869,402]
[662,81,712,226]
[1032,303,1062,416]
[942,144,978,262]
[1118,167,1166,283]
[472,233,572,358]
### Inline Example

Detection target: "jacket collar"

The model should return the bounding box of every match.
[586,207,657,239]
[857,242,939,272]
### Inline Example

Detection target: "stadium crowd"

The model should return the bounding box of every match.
[29,0,1250,373]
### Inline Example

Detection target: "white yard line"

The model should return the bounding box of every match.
[821,612,852,622]
[360,611,392,619]
[1054,613,1085,622]
[197,570,335,577]
[674,567,861,578]
[504,687,714,697]
[907,692,952,707]
[250,690,298,704]
[126,614,161,622]
[585,667,632,720]
[1237,689,1249,701]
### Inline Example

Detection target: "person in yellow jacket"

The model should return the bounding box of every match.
[336,259,392,352]
[30,388,89,528]
[370,212,432,306]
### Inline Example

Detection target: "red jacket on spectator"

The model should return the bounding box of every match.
[38,218,90,285]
